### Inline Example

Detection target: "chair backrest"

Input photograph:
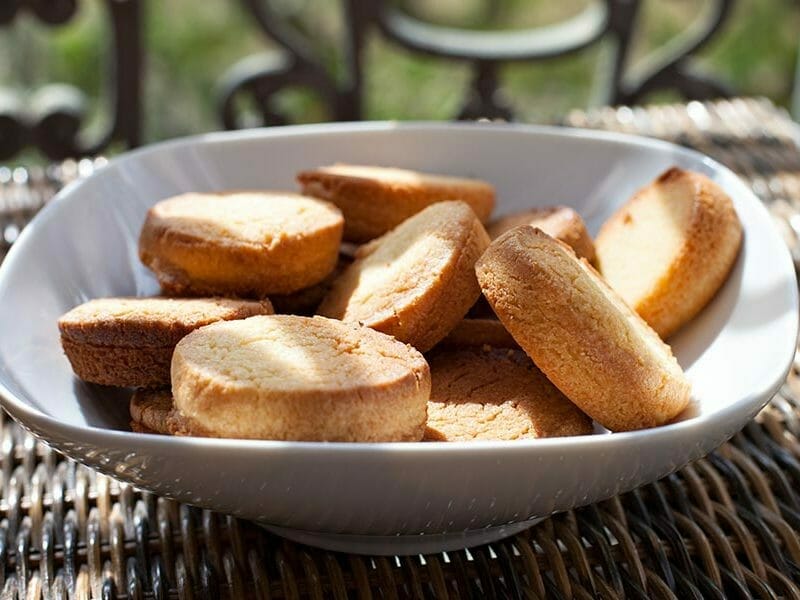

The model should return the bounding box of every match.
[0,1,141,161]
[0,0,736,162]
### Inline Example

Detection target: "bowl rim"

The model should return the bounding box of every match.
[0,119,796,456]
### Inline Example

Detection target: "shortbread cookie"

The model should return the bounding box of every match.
[129,388,173,434]
[487,206,596,262]
[476,227,691,432]
[318,201,490,352]
[139,191,344,297]
[131,422,158,434]
[59,297,273,387]
[438,318,518,349]
[596,168,742,338]
[297,164,495,242]
[425,348,593,441]
[170,315,430,441]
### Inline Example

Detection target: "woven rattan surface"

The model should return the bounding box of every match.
[1,97,800,598]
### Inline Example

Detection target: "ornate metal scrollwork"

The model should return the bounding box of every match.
[0,0,141,160]
[0,0,739,159]
[612,0,735,103]
[220,0,736,128]
[219,0,366,129]
[0,0,78,26]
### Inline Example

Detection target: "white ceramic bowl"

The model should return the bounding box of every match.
[0,123,796,555]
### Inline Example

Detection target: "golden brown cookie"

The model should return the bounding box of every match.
[139,191,344,297]
[425,347,593,441]
[596,168,742,338]
[130,422,158,434]
[437,318,518,349]
[297,164,494,242]
[129,388,173,434]
[476,227,691,432]
[170,315,431,441]
[318,201,490,352]
[487,205,596,262]
[59,296,273,387]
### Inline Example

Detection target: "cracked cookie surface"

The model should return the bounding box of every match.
[487,205,595,263]
[318,201,490,352]
[59,296,273,387]
[425,347,593,441]
[297,164,494,242]
[139,191,344,296]
[171,315,430,441]
[476,226,691,432]
[595,168,742,338]
[129,388,173,434]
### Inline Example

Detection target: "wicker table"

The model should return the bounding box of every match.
[1,97,800,599]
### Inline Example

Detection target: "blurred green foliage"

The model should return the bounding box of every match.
[0,0,798,148]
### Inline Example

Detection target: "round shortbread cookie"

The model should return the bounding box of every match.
[170,315,431,441]
[129,388,173,434]
[317,201,490,352]
[595,167,742,338]
[487,205,596,262]
[131,422,158,434]
[139,191,344,297]
[59,296,273,387]
[297,164,494,242]
[476,226,691,432]
[425,347,593,441]
[438,318,518,349]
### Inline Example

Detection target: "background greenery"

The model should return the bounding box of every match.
[0,0,798,151]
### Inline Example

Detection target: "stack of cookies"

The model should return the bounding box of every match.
[59,163,742,442]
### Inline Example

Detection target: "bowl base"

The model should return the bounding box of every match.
[259,518,543,555]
